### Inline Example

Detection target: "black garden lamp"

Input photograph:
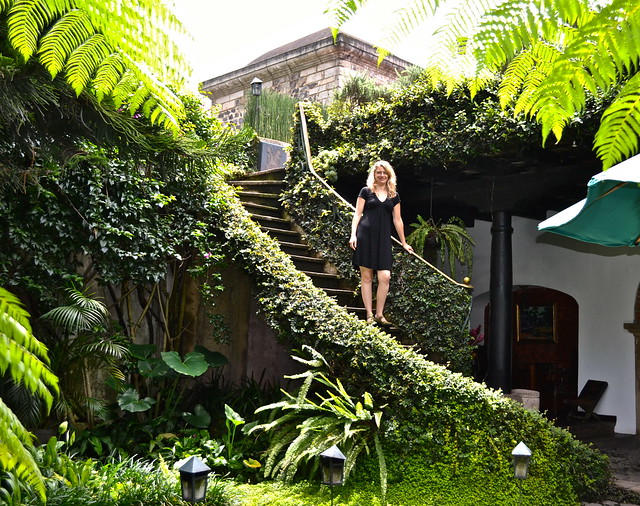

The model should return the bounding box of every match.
[251,77,262,96]
[320,445,346,486]
[178,456,211,503]
[512,441,532,480]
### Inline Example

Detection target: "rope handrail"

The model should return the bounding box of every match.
[297,102,471,289]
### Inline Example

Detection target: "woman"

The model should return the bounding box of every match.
[349,160,413,325]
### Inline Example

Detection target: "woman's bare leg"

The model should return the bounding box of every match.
[375,269,391,318]
[360,266,374,319]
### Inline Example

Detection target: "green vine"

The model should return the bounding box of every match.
[281,108,473,372]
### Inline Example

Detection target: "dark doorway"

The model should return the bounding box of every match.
[511,286,578,420]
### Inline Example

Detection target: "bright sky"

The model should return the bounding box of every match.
[173,0,446,89]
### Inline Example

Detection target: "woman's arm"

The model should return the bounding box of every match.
[349,196,366,250]
[393,203,414,252]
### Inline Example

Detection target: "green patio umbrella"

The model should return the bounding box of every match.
[538,153,640,247]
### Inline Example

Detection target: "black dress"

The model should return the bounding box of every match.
[352,187,401,271]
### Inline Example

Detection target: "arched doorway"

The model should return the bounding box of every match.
[483,286,579,420]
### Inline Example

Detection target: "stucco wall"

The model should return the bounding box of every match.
[468,215,639,434]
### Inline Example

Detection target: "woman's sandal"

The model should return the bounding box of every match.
[375,314,392,326]
[366,314,376,324]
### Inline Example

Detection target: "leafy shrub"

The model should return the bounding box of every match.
[212,179,610,504]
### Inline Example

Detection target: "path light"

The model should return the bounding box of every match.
[320,445,346,506]
[178,456,211,503]
[512,441,532,479]
[251,77,262,96]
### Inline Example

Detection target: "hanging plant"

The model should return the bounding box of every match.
[407,215,474,278]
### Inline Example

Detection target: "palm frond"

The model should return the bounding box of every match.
[41,285,108,334]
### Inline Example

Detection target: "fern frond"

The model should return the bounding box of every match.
[324,0,370,33]
[91,52,125,102]
[6,0,57,61]
[38,9,95,77]
[594,72,640,169]
[65,33,111,96]
[0,400,46,500]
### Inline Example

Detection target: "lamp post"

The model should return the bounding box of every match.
[250,77,262,136]
[250,77,262,96]
[512,441,531,505]
[178,456,211,503]
[320,445,346,506]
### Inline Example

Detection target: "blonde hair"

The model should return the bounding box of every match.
[366,160,397,198]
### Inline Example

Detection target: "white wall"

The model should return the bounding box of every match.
[468,215,640,434]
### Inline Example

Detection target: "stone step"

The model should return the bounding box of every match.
[253,214,291,231]
[235,167,285,181]
[242,201,283,218]
[261,226,302,243]
[237,190,280,207]
[230,179,285,195]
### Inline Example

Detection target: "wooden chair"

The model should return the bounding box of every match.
[565,380,608,422]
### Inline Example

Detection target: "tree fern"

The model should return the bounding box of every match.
[327,0,640,167]
[2,0,189,130]
[0,287,59,501]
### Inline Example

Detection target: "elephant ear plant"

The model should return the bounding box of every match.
[117,344,228,428]
[250,345,388,502]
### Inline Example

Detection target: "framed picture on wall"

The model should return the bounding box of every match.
[516,303,557,342]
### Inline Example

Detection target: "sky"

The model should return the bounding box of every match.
[172,0,446,89]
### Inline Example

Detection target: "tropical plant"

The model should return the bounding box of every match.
[0,0,189,130]
[0,287,59,502]
[40,285,127,427]
[251,346,387,500]
[406,215,474,277]
[327,0,640,169]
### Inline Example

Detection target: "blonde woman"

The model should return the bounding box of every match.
[349,160,413,324]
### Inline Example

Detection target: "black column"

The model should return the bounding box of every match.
[487,210,513,392]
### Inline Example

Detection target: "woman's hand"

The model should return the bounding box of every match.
[349,235,357,250]
[402,242,414,253]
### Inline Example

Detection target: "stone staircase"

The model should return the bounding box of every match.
[228,167,367,319]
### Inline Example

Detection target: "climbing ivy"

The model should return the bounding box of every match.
[213,178,609,504]
[281,108,473,372]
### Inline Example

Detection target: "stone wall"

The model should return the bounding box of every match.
[201,29,413,126]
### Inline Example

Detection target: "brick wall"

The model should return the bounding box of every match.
[201,29,413,127]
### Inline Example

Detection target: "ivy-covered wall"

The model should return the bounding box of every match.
[280,108,474,371]
[213,179,609,504]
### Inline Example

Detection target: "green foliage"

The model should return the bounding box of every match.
[213,176,609,502]
[328,0,640,168]
[328,74,393,114]
[0,287,58,502]
[41,285,127,426]
[244,89,298,142]
[281,106,473,370]
[252,346,386,499]
[406,215,474,278]
[1,0,189,130]
[13,425,232,505]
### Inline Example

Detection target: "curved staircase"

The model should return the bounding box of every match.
[228,167,368,320]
